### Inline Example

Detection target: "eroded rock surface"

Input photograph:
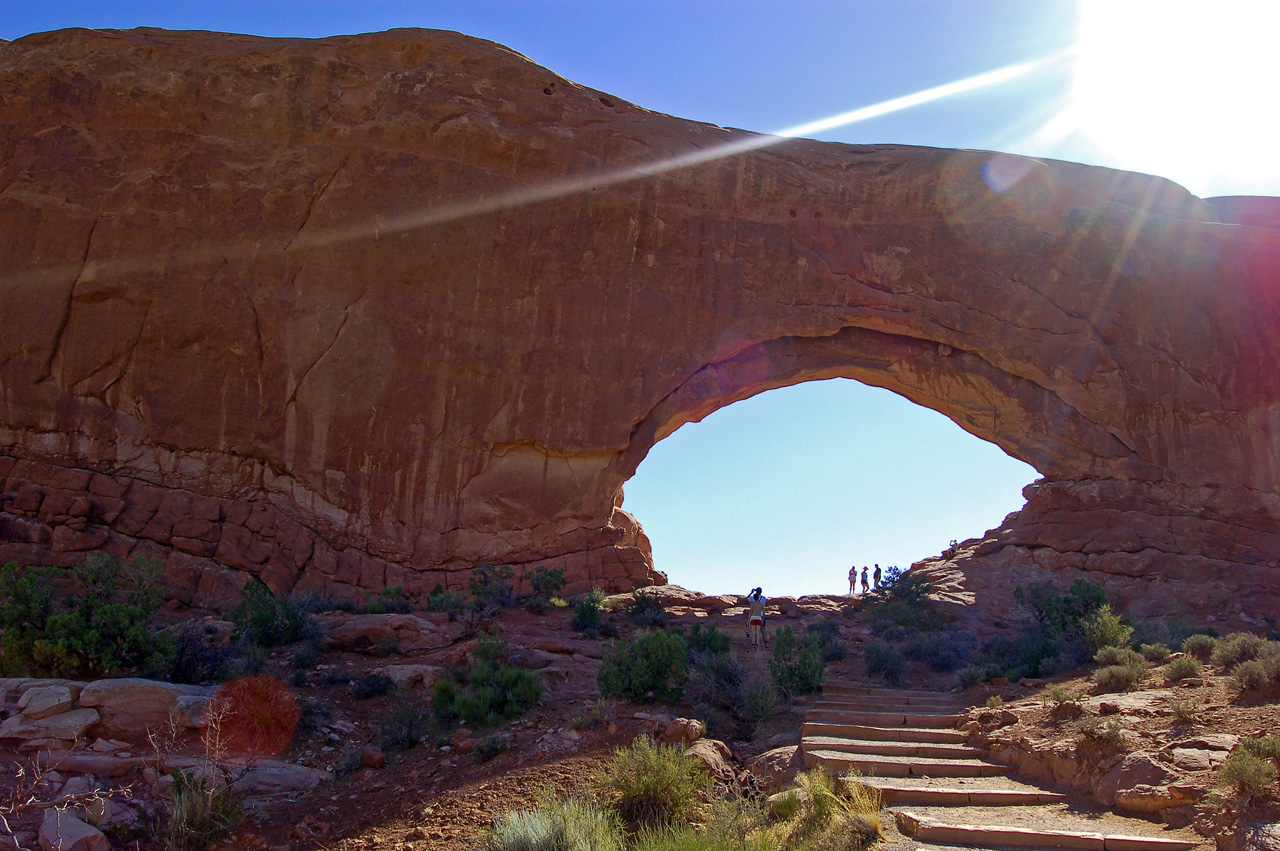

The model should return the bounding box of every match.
[1,28,1278,619]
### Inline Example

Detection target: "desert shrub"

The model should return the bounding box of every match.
[628,589,669,628]
[361,585,411,615]
[160,768,242,851]
[382,689,433,751]
[771,626,824,698]
[684,651,776,731]
[164,623,235,685]
[571,596,604,636]
[470,563,516,611]
[1231,660,1270,691]
[1213,632,1275,668]
[904,630,971,672]
[1139,643,1172,664]
[0,556,175,678]
[290,642,319,671]
[474,732,511,763]
[1163,655,1202,683]
[1078,716,1127,749]
[1043,683,1083,710]
[351,673,394,700]
[230,578,319,648]
[425,584,466,620]
[431,628,542,728]
[804,620,850,663]
[686,623,732,656]
[593,736,707,828]
[956,662,1002,689]
[1219,749,1278,795]
[1242,735,1280,760]
[483,795,624,851]
[863,641,905,686]
[783,770,881,851]
[1079,604,1134,652]
[218,638,266,680]
[1094,646,1144,668]
[598,630,687,703]
[528,565,566,599]
[986,695,1004,709]
[1093,661,1145,693]
[1181,633,1218,660]
[1169,697,1199,723]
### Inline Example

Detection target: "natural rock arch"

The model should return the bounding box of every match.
[1,28,1277,624]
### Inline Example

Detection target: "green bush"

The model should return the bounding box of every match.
[1078,716,1127,749]
[771,626,824,698]
[380,689,432,751]
[686,623,732,656]
[160,768,241,851]
[474,732,511,763]
[628,589,669,628]
[863,641,905,686]
[904,630,971,672]
[1212,632,1269,668]
[351,673,394,700]
[430,629,542,728]
[1231,659,1270,691]
[805,620,850,663]
[1242,735,1280,760]
[1093,661,1145,693]
[528,565,566,599]
[598,631,687,703]
[1219,749,1277,795]
[483,795,624,851]
[0,556,175,678]
[593,736,707,828]
[1139,643,1172,664]
[1163,655,1202,684]
[230,578,319,648]
[783,770,882,851]
[425,584,466,620]
[684,651,776,732]
[1094,646,1144,668]
[1181,633,1218,660]
[470,563,516,611]
[956,662,1002,689]
[362,585,411,615]
[1079,604,1133,652]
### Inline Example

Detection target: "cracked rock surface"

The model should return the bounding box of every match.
[0,28,1278,621]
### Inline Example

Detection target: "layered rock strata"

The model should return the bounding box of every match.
[1,28,1278,617]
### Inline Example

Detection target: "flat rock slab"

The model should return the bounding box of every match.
[0,707,99,742]
[801,721,969,744]
[895,812,1202,851]
[78,679,211,734]
[39,810,109,851]
[19,685,74,720]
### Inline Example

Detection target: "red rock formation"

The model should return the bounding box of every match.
[1,28,1277,620]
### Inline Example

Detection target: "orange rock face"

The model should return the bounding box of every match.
[1,29,1278,620]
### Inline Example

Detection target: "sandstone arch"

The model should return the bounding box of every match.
[1,28,1278,624]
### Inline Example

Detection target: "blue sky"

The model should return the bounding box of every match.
[5,2,1276,596]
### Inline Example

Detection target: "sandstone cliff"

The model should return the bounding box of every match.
[1,28,1277,621]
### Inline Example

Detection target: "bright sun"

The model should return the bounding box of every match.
[1048,0,1280,197]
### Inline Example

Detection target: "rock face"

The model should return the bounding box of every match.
[1,28,1278,620]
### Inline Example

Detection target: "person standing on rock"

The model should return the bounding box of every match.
[747,587,767,650]
[848,565,858,595]
[873,564,882,590]
[860,566,870,595]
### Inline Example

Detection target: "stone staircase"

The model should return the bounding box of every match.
[801,681,1208,851]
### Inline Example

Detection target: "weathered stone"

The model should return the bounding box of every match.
[376,664,439,690]
[686,738,736,785]
[38,810,109,851]
[0,708,99,742]
[0,28,1278,622]
[317,613,455,653]
[1095,752,1180,807]
[18,686,74,720]
[745,745,806,794]
[230,760,330,795]
[77,679,211,735]
[360,745,386,769]
[657,718,704,746]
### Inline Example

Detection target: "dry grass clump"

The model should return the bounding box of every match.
[1163,655,1202,684]
[1218,749,1278,796]
[592,736,707,829]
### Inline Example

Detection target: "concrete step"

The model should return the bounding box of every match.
[896,811,1202,851]
[843,775,1069,806]
[804,750,1010,778]
[802,735,987,760]
[801,721,969,744]
[823,681,959,699]
[803,709,962,728]
[820,690,966,707]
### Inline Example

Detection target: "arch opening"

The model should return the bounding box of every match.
[622,377,1039,598]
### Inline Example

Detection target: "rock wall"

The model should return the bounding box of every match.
[1,28,1278,617]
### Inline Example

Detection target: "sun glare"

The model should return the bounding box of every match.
[1057,0,1280,196]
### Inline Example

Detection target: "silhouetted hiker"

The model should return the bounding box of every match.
[747,587,766,650]
[848,565,858,595]
[873,564,882,590]
[860,566,870,595]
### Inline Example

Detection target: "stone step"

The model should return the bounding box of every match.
[820,689,965,706]
[801,721,969,744]
[896,811,1202,851]
[813,699,964,714]
[802,735,987,760]
[843,775,1069,806]
[823,681,959,699]
[803,709,962,728]
[804,749,1010,778]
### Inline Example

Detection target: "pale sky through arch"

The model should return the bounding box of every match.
[4,1,1274,598]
